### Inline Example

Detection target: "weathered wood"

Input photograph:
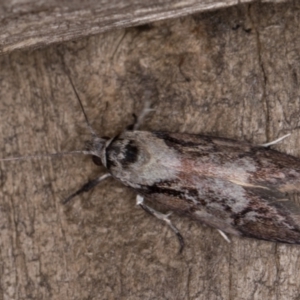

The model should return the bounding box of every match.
[0,0,284,55]
[1,1,300,299]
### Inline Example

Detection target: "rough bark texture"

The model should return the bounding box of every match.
[1,1,300,300]
[0,0,284,54]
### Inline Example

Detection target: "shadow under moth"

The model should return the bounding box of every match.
[3,76,300,252]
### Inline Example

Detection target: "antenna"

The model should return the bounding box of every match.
[1,69,100,163]
[0,150,86,162]
[65,72,97,137]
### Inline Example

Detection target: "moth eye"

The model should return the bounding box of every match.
[92,155,102,166]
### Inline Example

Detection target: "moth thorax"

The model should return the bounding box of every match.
[105,138,140,169]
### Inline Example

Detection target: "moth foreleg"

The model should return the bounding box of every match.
[136,195,185,253]
[260,133,291,147]
[63,173,111,204]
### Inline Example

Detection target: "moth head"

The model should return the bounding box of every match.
[84,136,110,167]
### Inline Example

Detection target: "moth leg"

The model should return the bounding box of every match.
[217,229,231,243]
[127,102,155,130]
[136,195,185,253]
[260,133,291,147]
[63,173,111,204]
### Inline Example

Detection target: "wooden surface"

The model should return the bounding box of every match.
[0,0,283,54]
[1,1,300,300]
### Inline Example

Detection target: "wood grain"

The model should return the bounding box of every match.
[0,0,277,54]
[0,1,300,299]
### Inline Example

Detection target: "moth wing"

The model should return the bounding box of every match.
[150,132,300,243]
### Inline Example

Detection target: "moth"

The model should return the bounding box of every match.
[3,75,300,252]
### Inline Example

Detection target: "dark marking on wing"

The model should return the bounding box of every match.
[139,176,300,244]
